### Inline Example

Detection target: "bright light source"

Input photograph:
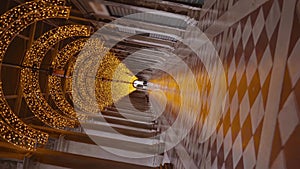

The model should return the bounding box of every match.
[133,80,148,89]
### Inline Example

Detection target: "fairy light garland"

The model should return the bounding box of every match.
[0,120,36,151]
[49,38,88,119]
[72,38,137,115]
[65,58,76,95]
[0,0,66,32]
[0,0,70,150]
[0,84,49,144]
[95,52,137,110]
[0,7,70,62]
[72,38,108,114]
[21,25,90,129]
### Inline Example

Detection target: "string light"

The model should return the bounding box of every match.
[0,0,70,150]
[49,38,88,119]
[0,83,47,145]
[0,120,36,151]
[0,7,70,62]
[21,25,91,129]
[95,52,137,110]
[72,38,109,114]
[0,0,66,32]
[64,58,76,95]
[72,38,137,115]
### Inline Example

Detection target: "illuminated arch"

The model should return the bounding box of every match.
[49,38,88,119]
[21,25,91,129]
[0,0,70,149]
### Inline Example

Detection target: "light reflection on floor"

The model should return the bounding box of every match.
[148,0,300,169]
[79,0,300,167]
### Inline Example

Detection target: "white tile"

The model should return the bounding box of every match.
[206,151,212,169]
[246,51,258,84]
[223,128,232,159]
[232,132,243,168]
[217,125,224,152]
[242,17,252,48]
[278,93,299,144]
[200,158,205,169]
[256,0,297,167]
[212,155,218,169]
[233,23,242,52]
[258,47,273,85]
[203,139,209,158]
[228,0,233,9]
[270,151,286,169]
[217,35,223,52]
[225,28,234,58]
[252,9,265,44]
[239,91,250,125]
[210,131,217,147]
[230,92,239,122]
[199,144,203,155]
[228,57,236,86]
[265,0,281,39]
[223,92,230,117]
[250,92,265,134]
[243,138,256,169]
[287,40,300,87]
[205,0,269,37]
[219,31,227,60]
[236,54,246,83]
[221,163,225,169]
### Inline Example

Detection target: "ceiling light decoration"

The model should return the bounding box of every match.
[95,53,138,110]
[0,0,70,150]
[21,25,91,129]
[0,0,66,32]
[72,38,137,115]
[49,38,88,119]
[0,120,36,151]
[64,57,76,97]
[72,38,108,114]
[0,84,48,145]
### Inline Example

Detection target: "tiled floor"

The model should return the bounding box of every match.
[168,0,300,168]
